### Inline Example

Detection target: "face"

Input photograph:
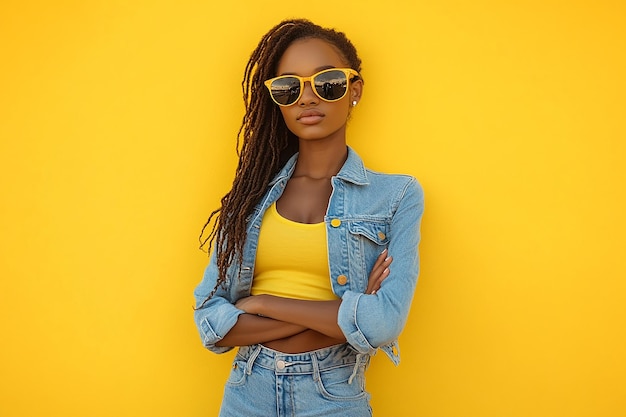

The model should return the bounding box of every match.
[274,38,363,142]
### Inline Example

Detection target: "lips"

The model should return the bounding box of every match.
[297,109,325,125]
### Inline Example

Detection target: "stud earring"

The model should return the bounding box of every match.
[352,100,357,107]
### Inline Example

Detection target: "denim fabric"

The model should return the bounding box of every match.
[194,147,424,365]
[219,344,372,417]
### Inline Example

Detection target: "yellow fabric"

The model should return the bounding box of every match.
[251,203,338,301]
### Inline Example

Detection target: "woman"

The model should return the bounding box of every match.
[194,19,424,416]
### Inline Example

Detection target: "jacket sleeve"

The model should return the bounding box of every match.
[337,177,424,354]
[193,250,245,354]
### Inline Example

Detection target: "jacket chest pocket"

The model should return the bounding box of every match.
[347,220,390,288]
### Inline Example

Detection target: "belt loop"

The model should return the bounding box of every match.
[348,353,366,385]
[311,353,320,382]
[245,344,262,375]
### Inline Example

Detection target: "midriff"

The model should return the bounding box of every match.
[263,330,345,353]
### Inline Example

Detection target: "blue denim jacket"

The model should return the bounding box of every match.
[194,147,424,365]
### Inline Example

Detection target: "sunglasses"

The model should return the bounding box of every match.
[264,68,360,106]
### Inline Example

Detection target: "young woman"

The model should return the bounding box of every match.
[194,19,424,417]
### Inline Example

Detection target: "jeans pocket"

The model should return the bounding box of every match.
[316,364,367,401]
[225,360,247,387]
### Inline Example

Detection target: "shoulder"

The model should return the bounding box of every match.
[365,167,421,190]
[339,147,424,206]
[365,168,423,202]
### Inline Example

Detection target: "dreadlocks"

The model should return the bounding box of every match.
[198,19,363,304]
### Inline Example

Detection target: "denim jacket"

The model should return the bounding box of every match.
[194,147,424,365]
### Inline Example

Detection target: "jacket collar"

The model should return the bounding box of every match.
[269,146,370,186]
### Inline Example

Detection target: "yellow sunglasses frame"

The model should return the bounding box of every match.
[264,68,360,106]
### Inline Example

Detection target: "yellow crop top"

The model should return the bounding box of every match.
[251,202,338,301]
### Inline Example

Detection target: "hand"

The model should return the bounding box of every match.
[235,295,265,315]
[366,248,392,295]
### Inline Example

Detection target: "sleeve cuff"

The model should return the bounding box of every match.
[196,303,245,354]
[338,290,376,355]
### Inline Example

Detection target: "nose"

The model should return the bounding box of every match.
[298,80,318,105]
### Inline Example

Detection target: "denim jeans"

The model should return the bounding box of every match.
[219,343,372,417]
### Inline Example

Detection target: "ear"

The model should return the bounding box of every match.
[349,79,363,105]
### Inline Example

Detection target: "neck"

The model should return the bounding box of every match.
[294,139,348,179]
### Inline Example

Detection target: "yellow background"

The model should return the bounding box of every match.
[1,1,624,416]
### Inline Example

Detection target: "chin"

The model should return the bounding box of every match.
[289,124,347,142]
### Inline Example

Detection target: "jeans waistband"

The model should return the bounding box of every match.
[237,344,369,380]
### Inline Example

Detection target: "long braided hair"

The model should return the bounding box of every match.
[198,19,363,304]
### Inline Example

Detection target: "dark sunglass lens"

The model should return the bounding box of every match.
[314,70,348,101]
[270,77,300,105]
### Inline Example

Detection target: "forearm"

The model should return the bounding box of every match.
[256,296,346,341]
[215,313,307,347]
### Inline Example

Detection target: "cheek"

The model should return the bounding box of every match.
[330,103,351,124]
[278,107,289,119]
[279,107,298,131]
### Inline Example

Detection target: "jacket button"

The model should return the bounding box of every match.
[337,275,348,285]
[330,218,341,227]
[377,231,386,240]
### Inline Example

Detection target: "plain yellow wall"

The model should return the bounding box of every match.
[1,1,625,416]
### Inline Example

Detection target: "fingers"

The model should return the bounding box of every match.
[373,248,388,268]
[371,249,392,277]
[366,249,392,295]
[371,263,391,294]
